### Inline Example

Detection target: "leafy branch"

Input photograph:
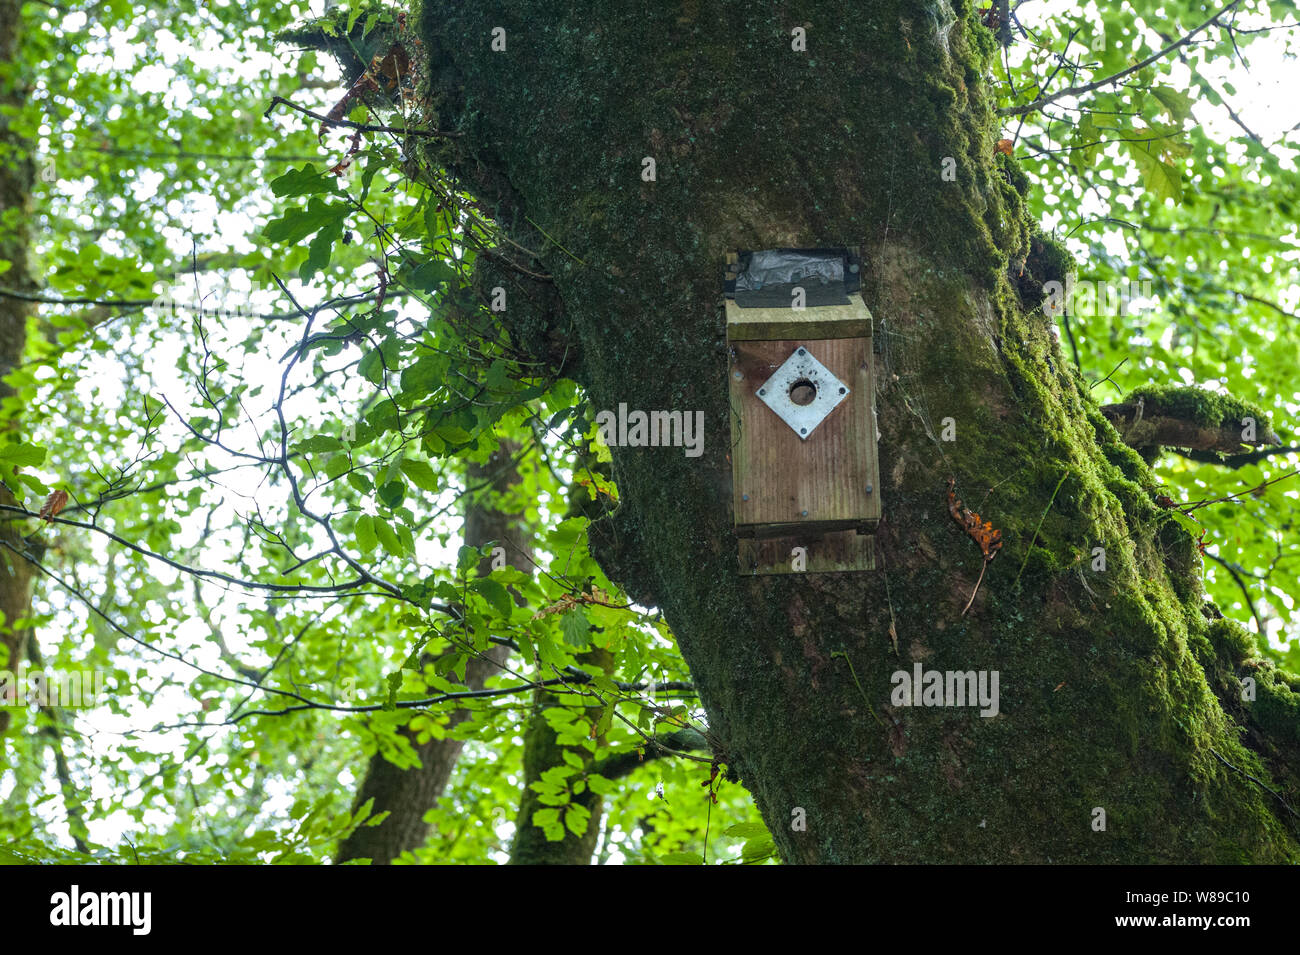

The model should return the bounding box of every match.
[1000,0,1244,117]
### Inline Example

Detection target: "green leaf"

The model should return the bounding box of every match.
[398,257,458,293]
[399,458,439,492]
[1127,136,1183,205]
[0,443,46,467]
[373,518,404,557]
[564,804,590,837]
[532,807,565,842]
[400,355,448,396]
[323,454,350,480]
[561,750,584,769]
[723,822,770,839]
[263,198,349,246]
[470,578,513,619]
[396,523,415,555]
[301,218,344,282]
[593,702,614,738]
[741,835,776,863]
[560,608,591,648]
[377,480,406,509]
[354,514,378,553]
[295,434,344,454]
[486,359,509,391]
[268,163,339,198]
[358,348,385,385]
[433,423,472,445]
[1151,86,1194,124]
[1071,112,1102,171]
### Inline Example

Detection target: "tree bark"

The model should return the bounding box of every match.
[0,0,40,736]
[404,0,1299,862]
[335,443,529,863]
[508,647,612,865]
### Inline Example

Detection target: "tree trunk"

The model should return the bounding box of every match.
[0,0,40,736]
[508,647,612,865]
[335,443,529,863]
[407,0,1299,862]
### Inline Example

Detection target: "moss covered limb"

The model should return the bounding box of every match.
[399,0,1300,861]
[1102,385,1281,452]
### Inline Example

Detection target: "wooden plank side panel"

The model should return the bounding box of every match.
[729,336,881,527]
[738,530,876,575]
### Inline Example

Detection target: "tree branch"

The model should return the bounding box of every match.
[1172,445,1300,469]
[263,95,461,139]
[1100,402,1281,452]
[1205,551,1266,636]
[590,727,711,779]
[999,0,1244,117]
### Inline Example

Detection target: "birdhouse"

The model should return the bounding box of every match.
[725,248,881,575]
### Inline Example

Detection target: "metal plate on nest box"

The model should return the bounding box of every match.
[755,345,850,440]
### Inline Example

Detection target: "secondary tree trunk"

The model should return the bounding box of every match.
[508,646,612,865]
[336,443,528,863]
[404,0,1298,862]
[0,0,40,737]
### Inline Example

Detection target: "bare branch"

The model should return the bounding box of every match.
[264,95,462,139]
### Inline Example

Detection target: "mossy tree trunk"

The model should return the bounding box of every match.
[412,0,1299,862]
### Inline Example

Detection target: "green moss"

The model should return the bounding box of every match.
[1207,618,1255,667]
[1245,661,1300,747]
[1028,230,1073,286]
[1156,517,1198,597]
[1123,384,1272,434]
[278,3,403,81]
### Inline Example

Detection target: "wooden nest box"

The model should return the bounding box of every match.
[724,248,881,575]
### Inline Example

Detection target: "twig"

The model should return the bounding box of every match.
[999,0,1244,117]
[1088,356,1129,391]
[961,560,989,616]
[1181,470,1298,513]
[1011,28,1079,149]
[831,651,887,729]
[1013,471,1069,587]
[1172,445,1300,469]
[1239,292,1300,322]
[1204,552,1266,636]
[881,550,899,656]
[1209,747,1300,821]
[263,95,460,138]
